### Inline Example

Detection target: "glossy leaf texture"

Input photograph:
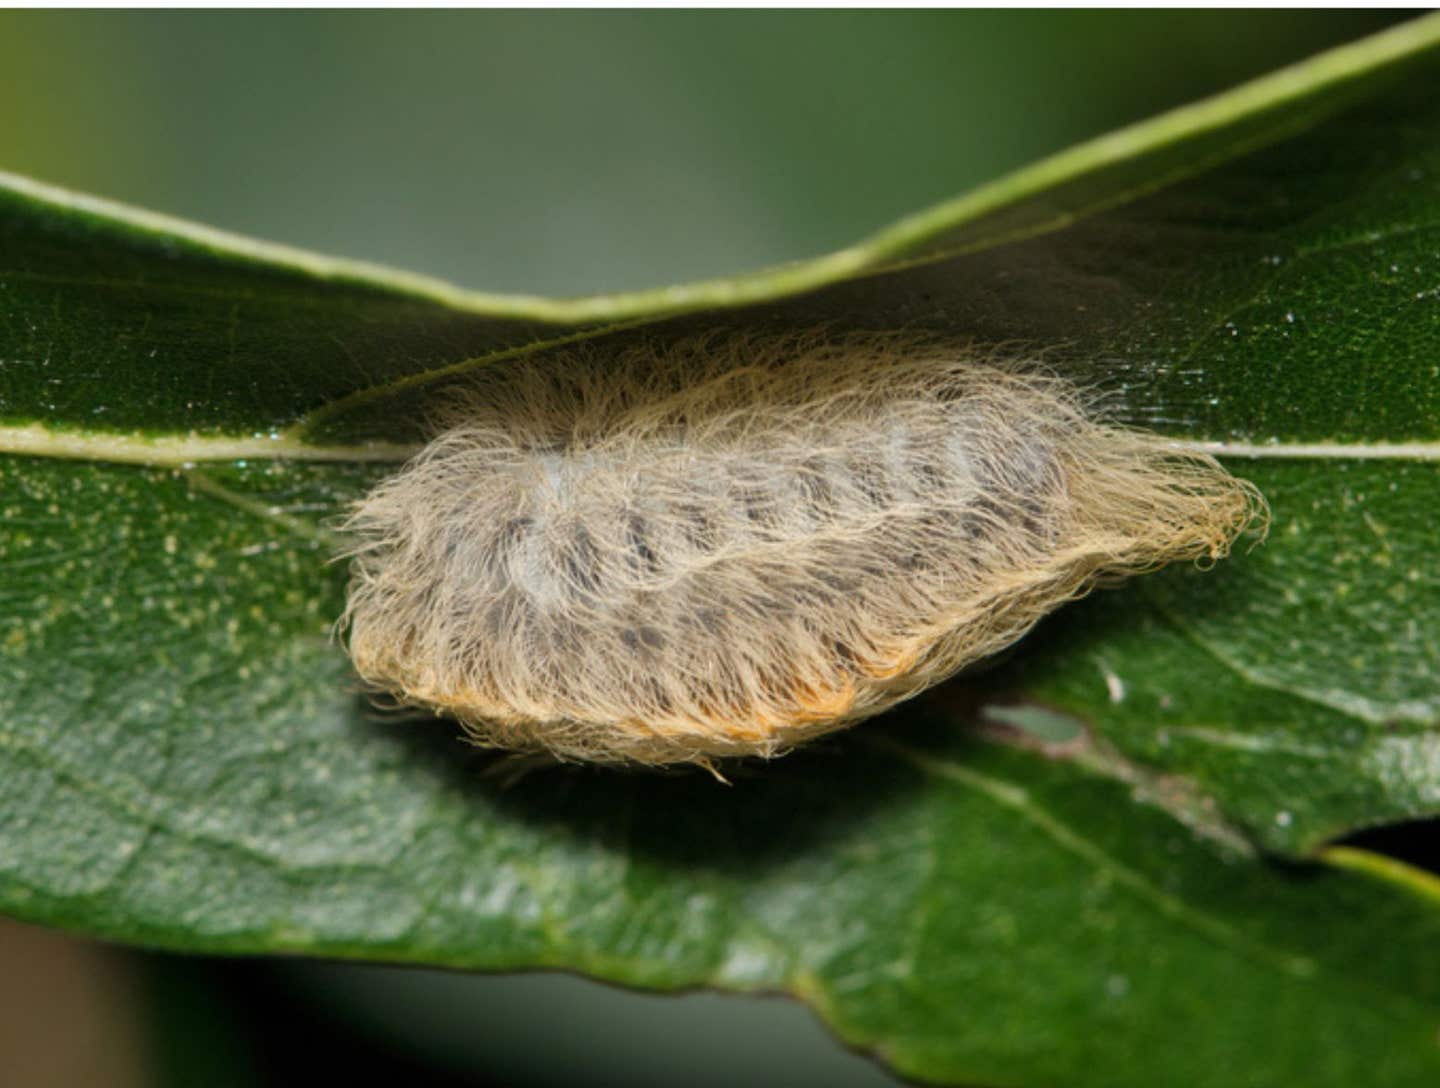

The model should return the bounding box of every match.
[3,17,1440,1087]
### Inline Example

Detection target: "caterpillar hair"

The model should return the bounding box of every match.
[339,333,1265,766]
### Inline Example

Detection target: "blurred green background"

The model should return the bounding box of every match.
[0,10,1408,1087]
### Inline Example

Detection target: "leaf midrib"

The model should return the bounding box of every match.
[3,424,1438,468]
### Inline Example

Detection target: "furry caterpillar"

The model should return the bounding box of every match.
[340,335,1263,766]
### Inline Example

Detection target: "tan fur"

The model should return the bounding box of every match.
[339,334,1265,765]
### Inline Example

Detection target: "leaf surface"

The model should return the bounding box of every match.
[3,18,1440,1085]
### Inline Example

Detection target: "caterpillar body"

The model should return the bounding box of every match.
[340,335,1263,766]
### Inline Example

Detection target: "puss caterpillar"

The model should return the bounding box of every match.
[339,334,1264,766]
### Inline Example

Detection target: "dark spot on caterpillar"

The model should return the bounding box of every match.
[737,483,771,528]
[561,524,603,597]
[625,513,661,575]
[484,516,533,579]
[620,625,666,652]
[847,456,892,510]
[676,502,717,554]
[689,606,727,636]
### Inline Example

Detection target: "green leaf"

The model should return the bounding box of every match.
[3,17,1440,1086]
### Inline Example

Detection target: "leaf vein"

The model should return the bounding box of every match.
[867,735,1318,980]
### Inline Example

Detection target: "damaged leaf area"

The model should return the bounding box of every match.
[2,17,1440,1088]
